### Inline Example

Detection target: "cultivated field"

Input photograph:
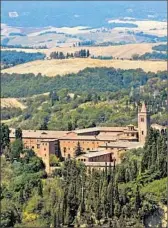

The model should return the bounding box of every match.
[44,43,164,59]
[2,42,164,59]
[2,19,167,48]
[108,19,167,37]
[1,98,26,109]
[2,58,166,77]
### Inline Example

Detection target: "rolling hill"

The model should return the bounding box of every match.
[2,58,166,77]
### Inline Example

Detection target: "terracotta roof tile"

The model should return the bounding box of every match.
[9,129,68,139]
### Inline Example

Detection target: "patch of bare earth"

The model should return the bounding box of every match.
[1,98,26,110]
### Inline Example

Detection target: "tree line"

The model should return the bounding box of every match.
[2,68,167,98]
[1,68,167,130]
[1,50,46,68]
[152,44,167,52]
[132,51,167,60]
[50,49,90,59]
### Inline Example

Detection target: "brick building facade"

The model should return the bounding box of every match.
[10,103,161,174]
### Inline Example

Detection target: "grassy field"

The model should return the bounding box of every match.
[2,43,163,59]
[1,98,26,109]
[2,58,166,76]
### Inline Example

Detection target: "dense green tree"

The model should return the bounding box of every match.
[1,50,45,67]
[10,139,23,162]
[135,185,141,213]
[67,122,73,131]
[37,180,43,197]
[74,142,82,157]
[39,121,48,130]
[1,124,10,151]
[86,49,90,57]
[15,128,22,140]
[1,199,16,228]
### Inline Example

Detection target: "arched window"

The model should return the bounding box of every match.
[141,117,144,122]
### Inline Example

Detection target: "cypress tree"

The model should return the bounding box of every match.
[75,142,82,157]
[39,121,48,130]
[151,141,157,168]
[67,122,73,131]
[0,123,10,154]
[53,212,57,228]
[86,49,90,57]
[15,128,22,140]
[19,188,24,205]
[107,180,114,218]
[135,185,141,213]
[38,180,43,197]
[114,202,121,218]
[95,198,103,224]
[83,49,86,57]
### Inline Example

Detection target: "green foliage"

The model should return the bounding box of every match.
[152,44,167,52]
[49,154,60,167]
[10,139,23,162]
[1,199,17,227]
[141,128,167,177]
[15,128,22,140]
[1,107,22,120]
[141,178,167,202]
[39,121,48,130]
[132,54,140,60]
[1,50,45,68]
[3,68,167,98]
[1,140,166,228]
[74,142,83,157]
[4,75,167,130]
[1,150,46,228]
[0,123,10,150]
[139,51,167,60]
[50,51,66,59]
[1,67,167,227]
[116,129,167,186]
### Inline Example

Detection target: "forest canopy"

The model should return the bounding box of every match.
[1,68,167,97]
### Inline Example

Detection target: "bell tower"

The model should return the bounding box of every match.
[138,102,150,143]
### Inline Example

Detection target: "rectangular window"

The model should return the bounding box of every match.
[141,117,144,122]
[142,131,144,135]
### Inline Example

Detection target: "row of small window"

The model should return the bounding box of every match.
[126,133,136,137]
[63,147,95,152]
[25,145,34,149]
[65,141,100,144]
[78,159,86,162]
